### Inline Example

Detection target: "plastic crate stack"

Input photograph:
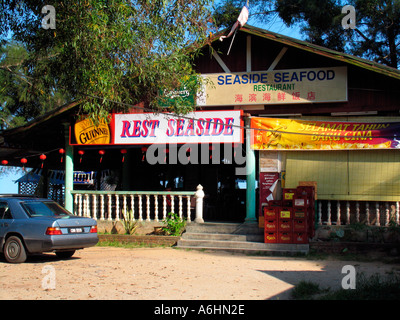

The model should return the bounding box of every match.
[263,186,315,244]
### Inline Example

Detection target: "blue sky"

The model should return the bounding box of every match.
[0,169,19,193]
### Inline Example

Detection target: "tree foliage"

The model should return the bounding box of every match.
[214,0,400,69]
[0,0,215,124]
[0,41,70,129]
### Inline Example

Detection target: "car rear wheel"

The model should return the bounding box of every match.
[55,250,75,259]
[4,236,27,263]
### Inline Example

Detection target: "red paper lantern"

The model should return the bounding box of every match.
[59,148,65,163]
[1,160,8,166]
[99,150,105,163]
[141,147,147,162]
[78,150,84,163]
[20,158,27,171]
[162,148,169,163]
[39,154,46,168]
[120,149,127,162]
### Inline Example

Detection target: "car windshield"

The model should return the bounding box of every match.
[21,201,71,217]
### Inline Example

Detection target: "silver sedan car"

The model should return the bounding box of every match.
[0,195,98,263]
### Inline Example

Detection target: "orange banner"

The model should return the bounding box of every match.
[251,117,400,150]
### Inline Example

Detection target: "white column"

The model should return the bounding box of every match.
[186,196,191,223]
[154,195,159,222]
[100,194,105,220]
[107,194,112,221]
[92,194,97,220]
[84,194,89,217]
[115,195,120,221]
[146,195,151,221]
[318,201,322,226]
[327,201,331,225]
[123,195,127,219]
[130,195,135,221]
[162,195,167,220]
[375,202,380,226]
[336,201,341,225]
[385,203,390,226]
[178,195,183,219]
[195,185,204,223]
[356,202,360,223]
[138,195,143,221]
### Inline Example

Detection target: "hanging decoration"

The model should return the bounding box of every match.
[78,150,85,163]
[59,148,65,163]
[162,148,169,163]
[186,148,191,162]
[141,147,147,162]
[39,154,47,168]
[20,158,27,171]
[209,145,215,160]
[99,150,105,163]
[120,149,127,163]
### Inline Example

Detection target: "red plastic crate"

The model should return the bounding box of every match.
[283,188,297,200]
[293,196,308,208]
[264,232,277,243]
[296,186,315,198]
[279,207,292,219]
[294,208,306,219]
[265,220,277,232]
[263,207,278,220]
[267,200,282,207]
[282,200,293,207]
[293,232,308,244]
[278,232,292,244]
[293,219,307,232]
[278,219,292,232]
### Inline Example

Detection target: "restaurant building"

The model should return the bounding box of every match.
[2,25,400,230]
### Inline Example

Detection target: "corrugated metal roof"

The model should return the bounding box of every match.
[213,24,400,80]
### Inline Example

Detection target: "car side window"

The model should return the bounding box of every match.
[0,201,12,220]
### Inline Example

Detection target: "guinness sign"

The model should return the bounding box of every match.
[74,118,110,145]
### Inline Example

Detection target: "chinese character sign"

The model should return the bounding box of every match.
[198,67,347,106]
[251,117,400,151]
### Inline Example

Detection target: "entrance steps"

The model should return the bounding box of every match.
[177,222,309,255]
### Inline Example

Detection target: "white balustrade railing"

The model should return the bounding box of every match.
[71,184,205,223]
[316,200,400,227]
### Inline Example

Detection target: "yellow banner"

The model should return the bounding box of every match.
[251,117,400,150]
[198,67,347,106]
[74,118,111,145]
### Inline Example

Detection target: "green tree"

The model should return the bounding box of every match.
[0,0,215,122]
[214,0,400,69]
[0,41,70,129]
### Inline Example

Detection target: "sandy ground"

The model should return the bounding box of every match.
[0,246,399,300]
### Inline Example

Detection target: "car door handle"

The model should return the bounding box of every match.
[0,223,8,227]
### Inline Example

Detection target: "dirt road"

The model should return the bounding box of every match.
[0,246,398,300]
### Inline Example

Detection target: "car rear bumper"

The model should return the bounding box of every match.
[25,233,98,253]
